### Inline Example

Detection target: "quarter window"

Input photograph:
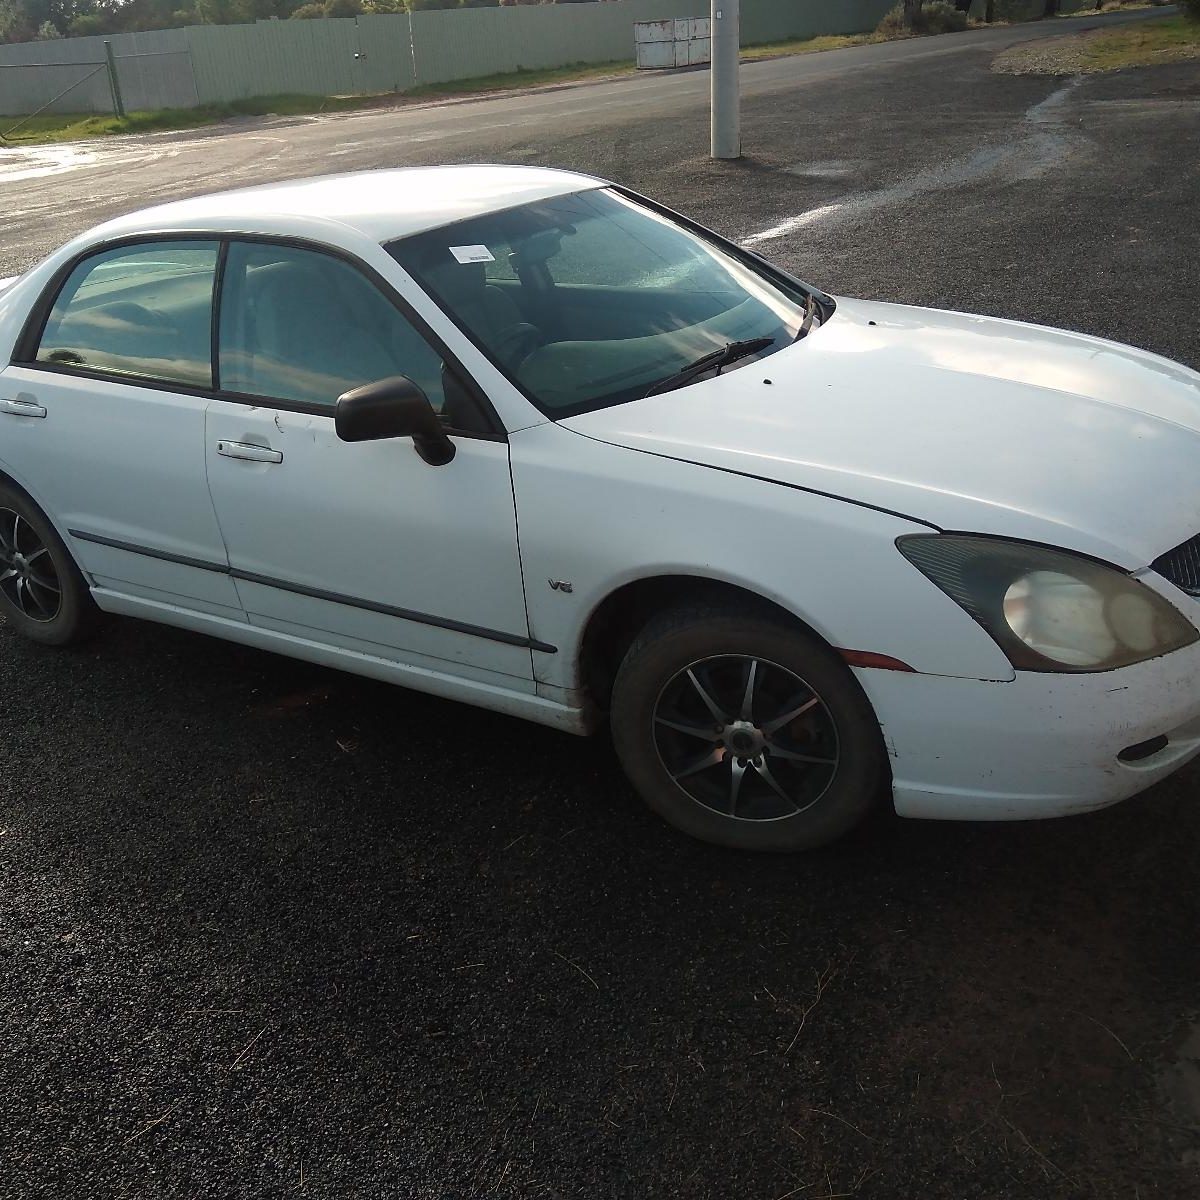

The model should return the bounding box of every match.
[217,242,451,417]
[35,241,219,388]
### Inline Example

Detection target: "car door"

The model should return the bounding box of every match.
[203,238,536,687]
[1,238,242,617]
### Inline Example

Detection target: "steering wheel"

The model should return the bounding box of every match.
[492,322,544,370]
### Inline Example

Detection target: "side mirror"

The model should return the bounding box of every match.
[334,376,455,466]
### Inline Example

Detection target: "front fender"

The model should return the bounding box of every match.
[510,423,1016,692]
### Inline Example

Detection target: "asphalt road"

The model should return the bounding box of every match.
[0,2,1176,275]
[3,12,1200,1200]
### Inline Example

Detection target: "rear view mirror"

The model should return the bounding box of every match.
[510,227,567,268]
[335,376,455,466]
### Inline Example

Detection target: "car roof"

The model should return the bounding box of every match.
[87,165,607,246]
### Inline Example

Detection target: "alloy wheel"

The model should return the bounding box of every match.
[652,654,840,822]
[0,508,63,623]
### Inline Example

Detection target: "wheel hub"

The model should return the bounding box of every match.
[721,720,765,759]
[652,654,840,823]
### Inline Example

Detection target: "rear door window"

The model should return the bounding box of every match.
[35,241,220,389]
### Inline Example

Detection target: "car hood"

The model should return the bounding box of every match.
[561,298,1200,569]
[0,276,18,297]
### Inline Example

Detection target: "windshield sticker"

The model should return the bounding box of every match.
[449,245,495,265]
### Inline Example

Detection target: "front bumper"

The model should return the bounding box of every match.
[854,636,1200,821]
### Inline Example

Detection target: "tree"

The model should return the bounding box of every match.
[67,9,106,31]
[230,0,300,18]
[0,0,106,39]
[193,0,236,22]
[0,0,30,40]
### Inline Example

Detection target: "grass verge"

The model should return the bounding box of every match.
[1058,0,1166,16]
[404,59,633,99]
[1,93,371,144]
[740,32,881,61]
[993,13,1200,74]
[0,62,640,145]
[1081,12,1200,68]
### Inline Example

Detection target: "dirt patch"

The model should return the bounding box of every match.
[995,32,1100,74]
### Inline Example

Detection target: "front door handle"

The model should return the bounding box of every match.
[0,398,47,419]
[216,440,283,464]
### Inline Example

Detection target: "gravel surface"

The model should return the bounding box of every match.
[2,15,1200,1199]
[993,31,1099,73]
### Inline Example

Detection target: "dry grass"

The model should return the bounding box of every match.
[740,33,882,62]
[994,14,1200,74]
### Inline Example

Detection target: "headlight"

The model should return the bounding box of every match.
[898,534,1198,672]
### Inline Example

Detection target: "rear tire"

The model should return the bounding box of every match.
[0,483,100,647]
[610,604,886,851]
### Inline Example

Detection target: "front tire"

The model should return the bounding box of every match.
[610,604,886,851]
[0,483,99,647]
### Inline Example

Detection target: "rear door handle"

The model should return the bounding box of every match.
[0,398,47,419]
[216,440,283,465]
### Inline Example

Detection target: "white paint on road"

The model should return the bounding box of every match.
[742,204,844,246]
[740,78,1084,250]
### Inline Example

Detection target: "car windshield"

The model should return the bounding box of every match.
[387,188,817,418]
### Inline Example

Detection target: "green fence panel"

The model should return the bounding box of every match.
[355,14,419,95]
[4,0,1095,116]
[409,1,696,85]
[741,0,897,44]
[188,19,367,104]
[970,0,1098,19]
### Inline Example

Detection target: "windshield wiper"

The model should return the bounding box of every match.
[793,292,819,343]
[643,337,775,399]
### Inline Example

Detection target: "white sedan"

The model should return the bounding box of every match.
[2,165,1200,851]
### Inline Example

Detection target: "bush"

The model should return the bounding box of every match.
[876,5,907,35]
[922,0,969,31]
[877,1,969,37]
[290,2,325,15]
[1180,0,1200,21]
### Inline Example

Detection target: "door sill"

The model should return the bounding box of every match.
[91,588,591,735]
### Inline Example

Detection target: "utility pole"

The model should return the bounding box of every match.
[710,0,740,159]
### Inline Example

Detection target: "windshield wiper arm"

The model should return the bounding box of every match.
[793,292,819,343]
[643,337,775,399]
